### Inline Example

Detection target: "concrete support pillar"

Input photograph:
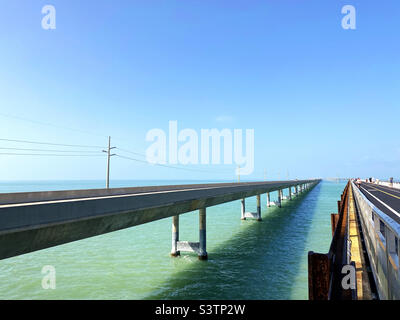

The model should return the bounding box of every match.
[295,185,298,195]
[256,194,262,221]
[278,189,282,208]
[198,208,207,260]
[171,215,180,257]
[241,198,246,220]
[289,187,292,200]
[267,192,270,207]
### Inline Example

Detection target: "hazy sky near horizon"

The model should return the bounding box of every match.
[0,0,399,181]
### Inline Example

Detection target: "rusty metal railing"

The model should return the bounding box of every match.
[308,181,355,300]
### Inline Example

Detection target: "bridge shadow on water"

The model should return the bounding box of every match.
[144,184,322,300]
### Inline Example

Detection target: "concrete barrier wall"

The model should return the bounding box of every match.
[0,180,311,205]
[376,181,400,190]
[352,181,400,299]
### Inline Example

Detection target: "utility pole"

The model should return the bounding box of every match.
[103,136,116,189]
[237,165,240,183]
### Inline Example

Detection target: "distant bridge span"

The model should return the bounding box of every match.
[0,180,320,260]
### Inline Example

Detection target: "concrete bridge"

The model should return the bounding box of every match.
[0,179,320,261]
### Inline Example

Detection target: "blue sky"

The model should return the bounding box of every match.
[0,0,399,181]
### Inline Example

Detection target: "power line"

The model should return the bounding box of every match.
[0,112,146,156]
[115,148,237,173]
[0,147,103,153]
[0,134,238,179]
[115,154,235,174]
[1,114,238,173]
[115,154,203,172]
[0,112,141,144]
[0,112,109,139]
[0,153,105,157]
[115,147,147,158]
[0,138,105,149]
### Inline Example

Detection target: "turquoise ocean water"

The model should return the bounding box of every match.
[0,180,346,299]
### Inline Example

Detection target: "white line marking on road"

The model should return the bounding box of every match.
[360,186,400,220]
[364,183,400,195]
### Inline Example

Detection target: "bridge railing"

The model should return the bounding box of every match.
[308,181,354,300]
[352,180,400,300]
[0,181,311,205]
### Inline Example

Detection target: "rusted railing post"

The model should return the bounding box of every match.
[308,251,331,300]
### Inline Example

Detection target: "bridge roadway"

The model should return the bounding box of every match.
[0,179,319,260]
[358,182,400,224]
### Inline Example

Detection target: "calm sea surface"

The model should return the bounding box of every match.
[0,180,346,299]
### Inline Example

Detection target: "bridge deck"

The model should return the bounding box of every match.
[0,180,319,260]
